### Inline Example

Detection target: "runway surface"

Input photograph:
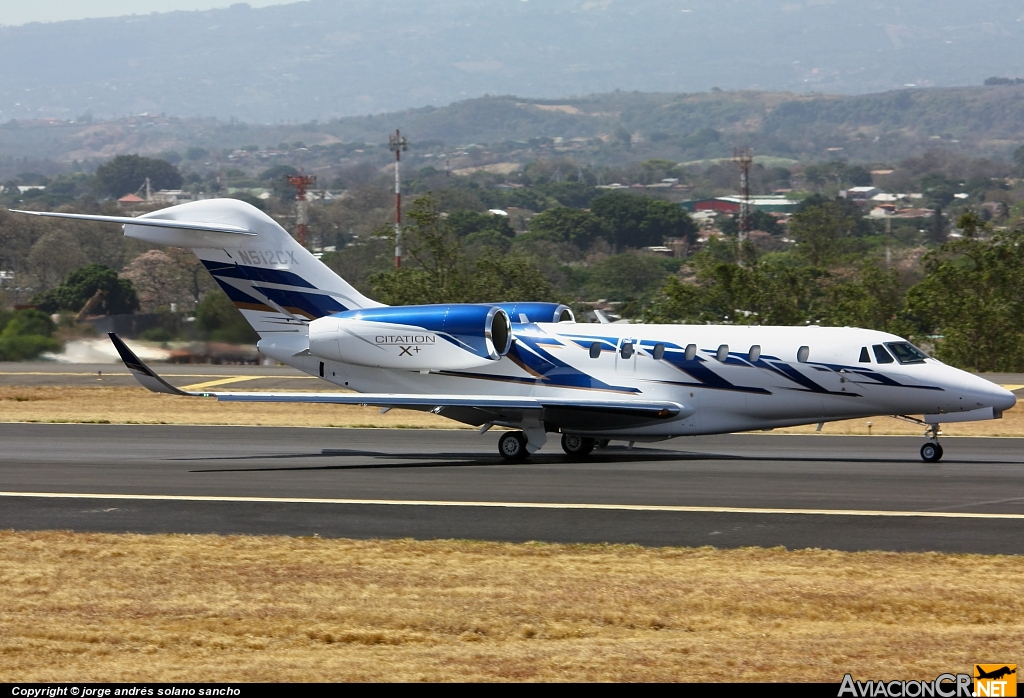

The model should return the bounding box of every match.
[2,423,1023,553]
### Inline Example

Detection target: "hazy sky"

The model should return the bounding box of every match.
[1,1,289,26]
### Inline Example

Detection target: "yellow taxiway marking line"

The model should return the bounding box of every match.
[178,376,264,391]
[1001,384,1024,391]
[1,491,1023,520]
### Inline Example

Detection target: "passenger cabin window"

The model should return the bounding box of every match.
[872,344,894,364]
[589,342,602,359]
[859,347,871,363]
[620,342,634,359]
[886,342,928,365]
[652,343,666,360]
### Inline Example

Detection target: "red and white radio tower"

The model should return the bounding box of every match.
[286,173,317,248]
[389,129,408,269]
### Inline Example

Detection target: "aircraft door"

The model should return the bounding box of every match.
[616,337,638,375]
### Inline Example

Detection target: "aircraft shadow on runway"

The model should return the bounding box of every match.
[180,447,1023,473]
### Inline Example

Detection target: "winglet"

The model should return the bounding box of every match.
[108,332,193,396]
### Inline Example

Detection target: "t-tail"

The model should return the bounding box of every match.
[14,198,381,337]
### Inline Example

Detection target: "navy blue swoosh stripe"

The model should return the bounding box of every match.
[210,277,270,306]
[256,287,347,319]
[508,338,641,392]
[660,351,772,395]
[203,261,317,289]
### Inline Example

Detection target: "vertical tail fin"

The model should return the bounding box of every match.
[125,199,382,336]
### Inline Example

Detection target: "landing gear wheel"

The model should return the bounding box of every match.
[920,442,943,462]
[561,434,596,458]
[498,431,530,461]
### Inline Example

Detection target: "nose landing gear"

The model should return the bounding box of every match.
[920,423,943,462]
[893,415,945,462]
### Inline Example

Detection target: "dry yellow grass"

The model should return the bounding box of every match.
[1,531,1021,682]
[1,385,1021,436]
[0,386,457,429]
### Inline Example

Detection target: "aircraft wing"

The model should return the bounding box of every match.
[108,333,689,424]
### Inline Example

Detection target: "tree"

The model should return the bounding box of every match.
[956,210,986,238]
[195,290,259,344]
[446,210,515,240]
[33,264,139,315]
[821,263,903,331]
[370,194,556,306]
[590,192,697,249]
[901,231,1024,371]
[719,210,782,237]
[526,207,609,249]
[94,155,183,198]
[642,236,831,326]
[27,229,90,290]
[1013,144,1024,174]
[585,253,672,302]
[0,309,61,360]
[121,250,198,312]
[929,207,947,244]
[788,201,864,267]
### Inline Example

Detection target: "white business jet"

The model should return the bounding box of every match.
[15,199,1016,462]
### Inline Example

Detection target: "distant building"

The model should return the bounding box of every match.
[680,195,799,214]
[151,190,194,205]
[840,186,880,200]
[117,193,145,206]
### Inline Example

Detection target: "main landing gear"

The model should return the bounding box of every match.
[498,431,530,461]
[921,423,943,462]
[497,432,599,460]
[560,434,595,458]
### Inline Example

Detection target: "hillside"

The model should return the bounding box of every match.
[2,0,1023,123]
[3,86,1024,177]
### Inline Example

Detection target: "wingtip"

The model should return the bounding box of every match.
[108,332,154,377]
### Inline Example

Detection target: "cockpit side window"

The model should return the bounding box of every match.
[872,344,895,364]
[885,342,928,365]
[859,347,871,363]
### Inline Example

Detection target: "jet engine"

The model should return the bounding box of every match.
[308,304,512,371]
[494,302,575,324]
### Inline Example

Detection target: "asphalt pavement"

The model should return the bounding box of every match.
[2,424,1023,553]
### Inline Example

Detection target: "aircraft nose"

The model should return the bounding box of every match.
[951,371,1018,413]
[990,385,1018,413]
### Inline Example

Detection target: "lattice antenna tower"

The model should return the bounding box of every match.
[286,173,317,248]
[732,147,754,245]
[389,129,409,269]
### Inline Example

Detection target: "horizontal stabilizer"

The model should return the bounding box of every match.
[11,209,255,235]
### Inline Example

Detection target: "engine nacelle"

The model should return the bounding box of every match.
[308,304,512,371]
[493,302,575,324]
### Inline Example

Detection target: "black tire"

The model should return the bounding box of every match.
[561,434,596,458]
[498,431,529,461]
[920,442,943,462]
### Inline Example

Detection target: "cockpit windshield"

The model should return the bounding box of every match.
[885,342,929,365]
